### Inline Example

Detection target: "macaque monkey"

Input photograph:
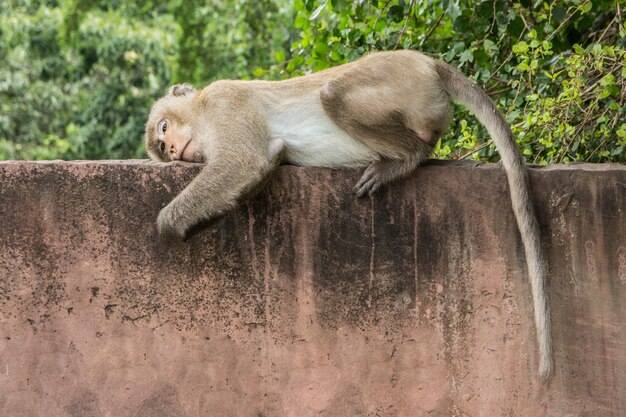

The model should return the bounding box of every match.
[145,50,552,379]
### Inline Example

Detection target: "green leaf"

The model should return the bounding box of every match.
[599,85,619,98]
[592,43,603,55]
[483,39,498,57]
[600,73,615,87]
[275,50,286,63]
[330,0,348,12]
[309,1,328,21]
[508,16,525,38]
[447,2,462,20]
[512,41,528,54]
[388,5,404,22]
[295,13,308,29]
[453,15,470,32]
[444,49,456,62]
[459,48,474,64]
[542,41,552,52]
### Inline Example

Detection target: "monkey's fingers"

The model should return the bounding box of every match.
[157,206,188,243]
[159,227,186,244]
[157,224,186,245]
[355,181,382,197]
[354,158,423,197]
[353,164,383,197]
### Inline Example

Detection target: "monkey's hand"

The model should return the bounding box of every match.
[157,203,188,242]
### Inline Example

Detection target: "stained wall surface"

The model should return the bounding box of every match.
[0,160,625,417]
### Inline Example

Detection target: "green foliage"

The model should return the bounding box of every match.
[171,0,292,83]
[0,0,291,160]
[1,0,624,163]
[281,0,625,164]
[0,2,178,159]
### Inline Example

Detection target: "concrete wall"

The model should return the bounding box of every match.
[0,160,624,417]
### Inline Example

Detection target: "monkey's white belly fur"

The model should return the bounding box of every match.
[265,93,377,167]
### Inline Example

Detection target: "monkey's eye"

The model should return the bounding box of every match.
[157,119,168,136]
[158,141,165,154]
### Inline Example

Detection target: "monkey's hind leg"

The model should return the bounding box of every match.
[320,72,433,197]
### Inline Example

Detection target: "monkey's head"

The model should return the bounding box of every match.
[145,84,206,163]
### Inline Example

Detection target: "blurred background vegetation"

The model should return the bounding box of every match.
[1,0,624,163]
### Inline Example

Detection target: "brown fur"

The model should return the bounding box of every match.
[145,50,552,379]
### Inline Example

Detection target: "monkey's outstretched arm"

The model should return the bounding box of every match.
[158,138,284,241]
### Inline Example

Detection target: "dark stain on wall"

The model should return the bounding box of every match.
[0,160,625,416]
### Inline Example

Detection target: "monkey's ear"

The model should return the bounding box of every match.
[169,84,196,97]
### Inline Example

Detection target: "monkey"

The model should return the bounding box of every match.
[145,50,552,380]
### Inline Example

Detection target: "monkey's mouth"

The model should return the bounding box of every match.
[179,138,193,161]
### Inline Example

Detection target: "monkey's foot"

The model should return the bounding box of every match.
[354,162,384,197]
[353,159,418,197]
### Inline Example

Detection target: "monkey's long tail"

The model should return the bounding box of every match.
[434,60,553,380]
